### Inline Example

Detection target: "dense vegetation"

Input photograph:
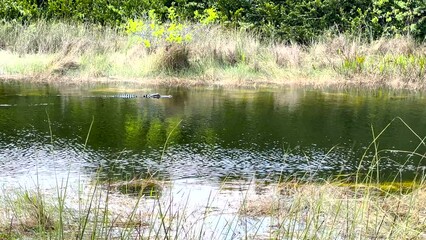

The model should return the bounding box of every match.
[0,1,425,87]
[1,0,425,43]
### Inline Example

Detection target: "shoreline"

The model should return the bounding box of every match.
[1,73,425,91]
[1,21,425,91]
[1,175,426,239]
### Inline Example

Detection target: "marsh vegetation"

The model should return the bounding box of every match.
[1,1,426,239]
[0,19,425,88]
[2,173,426,239]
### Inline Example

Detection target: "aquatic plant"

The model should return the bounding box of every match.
[2,171,426,239]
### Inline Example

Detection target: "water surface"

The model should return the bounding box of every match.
[1,82,426,186]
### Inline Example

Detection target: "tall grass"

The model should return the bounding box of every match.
[0,20,425,88]
[1,117,426,239]
[2,172,426,239]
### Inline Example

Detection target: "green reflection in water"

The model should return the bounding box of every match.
[1,82,426,182]
[124,116,145,149]
[146,118,166,147]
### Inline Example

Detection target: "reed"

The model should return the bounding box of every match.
[0,20,425,88]
[2,171,426,239]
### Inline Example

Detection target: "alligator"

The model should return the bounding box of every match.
[142,93,172,99]
[88,93,172,99]
[106,94,139,98]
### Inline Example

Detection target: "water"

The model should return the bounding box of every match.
[2,82,426,237]
[1,82,426,184]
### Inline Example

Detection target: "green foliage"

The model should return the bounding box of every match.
[0,0,425,42]
[194,7,219,25]
[0,0,169,25]
[125,8,192,50]
[339,54,366,76]
[246,0,374,43]
[0,0,39,21]
[336,52,426,81]
[368,0,426,40]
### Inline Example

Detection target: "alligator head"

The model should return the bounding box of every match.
[143,93,172,99]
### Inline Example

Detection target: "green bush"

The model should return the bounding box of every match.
[0,0,425,42]
[368,0,426,40]
[0,0,39,21]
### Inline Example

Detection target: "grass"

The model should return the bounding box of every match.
[0,20,426,88]
[2,175,426,239]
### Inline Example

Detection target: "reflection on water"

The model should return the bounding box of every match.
[2,82,426,238]
[0,82,426,184]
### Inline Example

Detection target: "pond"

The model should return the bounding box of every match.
[1,82,426,187]
[2,81,426,238]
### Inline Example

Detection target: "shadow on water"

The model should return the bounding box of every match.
[1,82,426,185]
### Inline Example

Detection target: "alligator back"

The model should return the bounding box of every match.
[109,94,138,98]
[85,94,138,99]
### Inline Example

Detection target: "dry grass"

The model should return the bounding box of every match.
[155,44,190,72]
[107,178,164,196]
[370,36,418,55]
[189,26,254,66]
[2,178,426,239]
[237,180,426,239]
[273,44,304,68]
[1,20,426,89]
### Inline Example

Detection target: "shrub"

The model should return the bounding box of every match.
[1,0,425,44]
[156,44,190,72]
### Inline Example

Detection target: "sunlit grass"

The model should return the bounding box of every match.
[0,51,52,76]
[1,20,426,88]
